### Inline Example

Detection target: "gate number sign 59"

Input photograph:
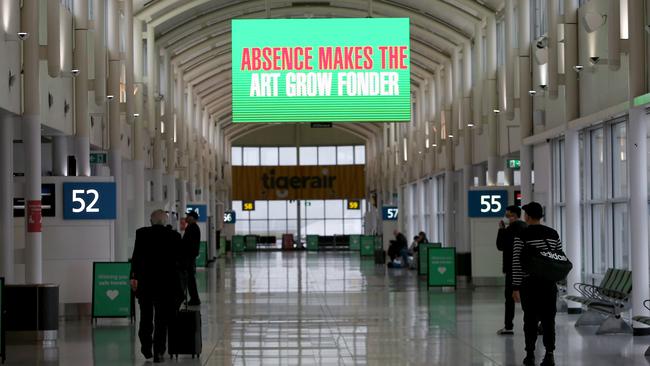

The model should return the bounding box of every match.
[468,190,508,218]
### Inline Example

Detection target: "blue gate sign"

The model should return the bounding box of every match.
[224,210,236,224]
[186,204,207,222]
[468,190,508,217]
[382,206,399,221]
[63,182,117,220]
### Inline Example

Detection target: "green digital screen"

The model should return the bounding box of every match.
[232,18,411,123]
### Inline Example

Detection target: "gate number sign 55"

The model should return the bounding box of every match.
[480,195,502,213]
[72,189,100,213]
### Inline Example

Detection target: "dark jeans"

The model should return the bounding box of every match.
[187,264,200,303]
[138,296,174,355]
[520,279,557,353]
[504,272,514,330]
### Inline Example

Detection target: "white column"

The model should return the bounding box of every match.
[133,17,146,230]
[504,0,515,119]
[93,0,106,104]
[107,0,125,260]
[52,136,68,176]
[486,16,498,185]
[565,128,582,311]
[74,0,90,176]
[46,0,61,78]
[22,0,43,283]
[629,106,650,328]
[473,22,484,131]
[547,0,559,99]
[520,0,534,202]
[0,115,14,283]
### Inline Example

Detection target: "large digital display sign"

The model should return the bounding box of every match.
[232,18,411,123]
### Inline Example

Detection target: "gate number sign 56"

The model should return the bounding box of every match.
[72,189,100,213]
[480,195,502,213]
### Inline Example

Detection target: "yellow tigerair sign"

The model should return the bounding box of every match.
[232,165,365,201]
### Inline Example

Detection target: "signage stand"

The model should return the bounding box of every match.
[91,262,135,324]
[1,277,4,364]
[427,247,457,288]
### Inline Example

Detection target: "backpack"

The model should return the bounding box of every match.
[522,239,573,282]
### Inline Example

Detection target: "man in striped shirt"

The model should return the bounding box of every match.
[512,202,561,366]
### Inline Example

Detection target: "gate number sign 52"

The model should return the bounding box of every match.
[71,189,100,213]
[480,194,502,213]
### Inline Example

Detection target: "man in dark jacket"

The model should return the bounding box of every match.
[512,202,562,366]
[387,229,408,263]
[183,210,201,306]
[130,210,182,363]
[495,205,527,335]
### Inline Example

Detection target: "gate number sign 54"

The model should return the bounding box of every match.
[468,190,508,217]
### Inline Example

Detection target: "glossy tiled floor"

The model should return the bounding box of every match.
[6,251,650,365]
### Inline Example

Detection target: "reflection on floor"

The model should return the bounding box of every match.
[5,251,650,365]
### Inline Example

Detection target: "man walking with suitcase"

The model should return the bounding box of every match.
[130,210,182,363]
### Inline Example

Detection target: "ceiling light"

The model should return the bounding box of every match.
[493,109,500,113]
[528,90,537,96]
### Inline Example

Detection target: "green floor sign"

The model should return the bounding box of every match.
[92,262,132,319]
[349,235,360,251]
[245,236,257,251]
[196,241,208,267]
[307,235,319,251]
[360,236,374,257]
[219,237,226,256]
[427,247,456,287]
[418,242,441,276]
[232,236,245,252]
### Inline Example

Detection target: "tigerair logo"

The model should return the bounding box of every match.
[539,251,567,261]
[261,168,337,189]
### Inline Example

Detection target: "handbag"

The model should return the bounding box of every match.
[522,239,573,282]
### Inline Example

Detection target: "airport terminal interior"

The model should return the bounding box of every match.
[2,0,650,365]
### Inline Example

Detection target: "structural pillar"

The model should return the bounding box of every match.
[565,128,582,312]
[52,136,68,176]
[74,0,90,176]
[486,16,498,185]
[22,0,43,284]
[519,0,534,202]
[0,115,14,283]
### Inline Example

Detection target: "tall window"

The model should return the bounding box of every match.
[232,146,366,166]
[434,175,445,244]
[583,119,630,275]
[552,139,566,243]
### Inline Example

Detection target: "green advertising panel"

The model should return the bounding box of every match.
[307,235,319,251]
[418,243,442,276]
[245,236,257,251]
[92,262,132,318]
[427,247,456,287]
[360,235,375,257]
[232,235,246,252]
[196,241,208,267]
[349,235,361,251]
[232,18,411,123]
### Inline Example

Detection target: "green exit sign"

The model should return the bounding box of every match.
[507,159,521,170]
[90,152,107,164]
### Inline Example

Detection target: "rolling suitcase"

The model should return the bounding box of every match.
[374,249,386,264]
[168,290,202,359]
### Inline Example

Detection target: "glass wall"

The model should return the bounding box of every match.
[231,145,367,240]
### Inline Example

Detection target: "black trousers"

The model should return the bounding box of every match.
[504,272,515,330]
[520,279,557,353]
[187,264,200,303]
[138,296,174,355]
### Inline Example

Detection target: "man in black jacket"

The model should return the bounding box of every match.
[130,210,182,363]
[387,229,408,264]
[495,205,527,335]
[512,202,562,366]
[183,211,201,306]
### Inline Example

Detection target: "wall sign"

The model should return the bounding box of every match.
[347,200,361,210]
[382,206,399,221]
[90,152,108,164]
[224,210,236,224]
[507,159,521,170]
[63,183,116,220]
[92,262,133,319]
[468,190,508,218]
[186,204,207,222]
[13,184,56,217]
[26,200,42,233]
[514,190,522,208]
[242,201,255,211]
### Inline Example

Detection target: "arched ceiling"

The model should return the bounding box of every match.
[134,0,504,145]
